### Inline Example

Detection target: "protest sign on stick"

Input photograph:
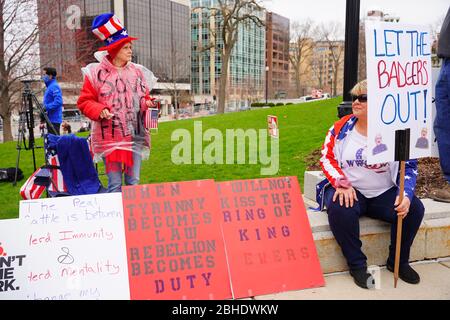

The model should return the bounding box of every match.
[366,22,433,287]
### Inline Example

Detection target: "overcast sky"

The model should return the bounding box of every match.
[264,0,449,33]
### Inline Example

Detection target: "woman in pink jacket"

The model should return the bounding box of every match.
[77,13,157,192]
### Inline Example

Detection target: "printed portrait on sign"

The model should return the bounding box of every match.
[415,128,429,149]
[372,133,388,155]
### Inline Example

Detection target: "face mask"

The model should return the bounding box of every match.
[42,75,50,82]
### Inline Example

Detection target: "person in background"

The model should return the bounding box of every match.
[316,80,425,289]
[61,121,72,134]
[42,67,63,135]
[431,6,450,202]
[39,113,46,137]
[77,13,157,193]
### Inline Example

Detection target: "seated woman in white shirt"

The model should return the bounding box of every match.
[317,80,424,289]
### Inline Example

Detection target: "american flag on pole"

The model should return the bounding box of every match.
[145,108,159,131]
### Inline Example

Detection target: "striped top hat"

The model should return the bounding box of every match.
[91,13,137,51]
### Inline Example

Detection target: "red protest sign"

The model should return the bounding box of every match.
[217,176,324,298]
[122,180,232,300]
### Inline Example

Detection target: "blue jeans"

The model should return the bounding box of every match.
[435,58,450,183]
[103,152,142,193]
[324,186,424,271]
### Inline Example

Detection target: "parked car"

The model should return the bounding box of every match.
[62,109,83,121]
[298,93,331,103]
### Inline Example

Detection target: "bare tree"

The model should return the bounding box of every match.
[430,13,446,67]
[310,47,325,91]
[0,0,99,142]
[240,75,259,106]
[193,0,265,114]
[0,0,43,142]
[153,47,190,119]
[430,13,446,42]
[289,19,315,97]
[317,21,344,97]
[38,0,98,81]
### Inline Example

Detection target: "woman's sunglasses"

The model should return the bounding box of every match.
[352,94,368,102]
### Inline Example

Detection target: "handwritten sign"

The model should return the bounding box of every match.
[217,177,324,298]
[122,180,232,300]
[0,220,29,299]
[0,193,131,300]
[365,22,433,164]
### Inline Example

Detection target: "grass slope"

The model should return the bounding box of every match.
[0,97,340,219]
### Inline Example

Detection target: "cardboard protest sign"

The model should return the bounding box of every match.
[217,176,324,298]
[0,219,29,299]
[365,22,433,164]
[122,180,232,300]
[267,115,279,138]
[0,193,130,300]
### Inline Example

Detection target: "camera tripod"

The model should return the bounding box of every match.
[13,81,58,186]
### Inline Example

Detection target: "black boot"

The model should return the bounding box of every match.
[349,268,376,289]
[387,263,420,284]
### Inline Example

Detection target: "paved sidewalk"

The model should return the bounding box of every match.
[254,259,450,300]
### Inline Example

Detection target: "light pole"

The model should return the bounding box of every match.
[265,66,269,104]
[338,0,360,118]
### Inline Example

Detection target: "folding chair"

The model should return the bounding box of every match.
[20,134,104,200]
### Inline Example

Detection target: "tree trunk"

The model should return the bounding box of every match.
[295,67,301,97]
[1,88,13,142]
[2,113,13,142]
[217,49,231,114]
[174,92,179,120]
[333,68,338,97]
[217,73,227,114]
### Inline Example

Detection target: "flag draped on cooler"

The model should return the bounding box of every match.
[145,108,159,130]
[46,154,67,193]
[19,137,70,200]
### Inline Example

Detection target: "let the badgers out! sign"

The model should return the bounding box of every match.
[365,22,433,164]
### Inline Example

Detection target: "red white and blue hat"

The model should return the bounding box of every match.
[91,13,137,51]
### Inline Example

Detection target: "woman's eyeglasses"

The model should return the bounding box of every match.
[352,94,368,102]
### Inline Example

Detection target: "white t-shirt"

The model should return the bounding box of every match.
[340,128,395,198]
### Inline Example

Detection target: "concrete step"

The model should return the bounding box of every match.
[254,259,450,300]
[304,199,450,273]
[303,171,450,274]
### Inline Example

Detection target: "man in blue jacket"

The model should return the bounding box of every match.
[42,67,63,135]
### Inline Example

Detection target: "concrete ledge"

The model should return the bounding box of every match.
[303,171,325,202]
[306,200,450,273]
[254,261,450,300]
[303,171,450,273]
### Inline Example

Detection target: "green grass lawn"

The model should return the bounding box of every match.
[0,97,341,219]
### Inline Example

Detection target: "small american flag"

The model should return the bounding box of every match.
[146,108,159,130]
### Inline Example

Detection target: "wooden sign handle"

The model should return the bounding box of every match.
[394,160,406,288]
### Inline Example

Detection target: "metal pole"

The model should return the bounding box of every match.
[338,0,360,118]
